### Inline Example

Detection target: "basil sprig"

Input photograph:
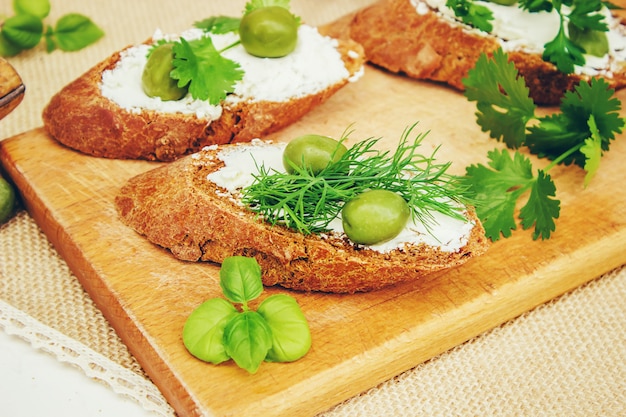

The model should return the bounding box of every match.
[1,0,104,57]
[183,256,311,373]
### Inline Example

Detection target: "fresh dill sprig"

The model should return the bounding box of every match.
[241,124,468,235]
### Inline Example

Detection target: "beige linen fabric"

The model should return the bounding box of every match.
[1,1,625,415]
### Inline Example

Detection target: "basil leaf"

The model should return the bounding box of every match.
[2,14,44,50]
[53,13,104,52]
[0,32,23,57]
[224,311,272,373]
[219,256,263,304]
[182,298,239,364]
[13,0,51,19]
[44,25,55,53]
[258,294,311,362]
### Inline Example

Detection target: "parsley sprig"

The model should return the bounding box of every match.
[160,0,297,104]
[445,0,494,33]
[529,0,611,73]
[241,124,468,235]
[244,0,293,14]
[170,37,243,104]
[461,48,624,241]
[445,0,615,73]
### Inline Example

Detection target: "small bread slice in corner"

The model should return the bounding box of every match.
[322,0,626,105]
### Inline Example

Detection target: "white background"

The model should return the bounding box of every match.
[0,329,157,416]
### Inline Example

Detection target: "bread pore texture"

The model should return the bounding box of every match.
[114,141,490,293]
[42,25,364,161]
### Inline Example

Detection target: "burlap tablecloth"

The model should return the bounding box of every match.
[1,1,625,415]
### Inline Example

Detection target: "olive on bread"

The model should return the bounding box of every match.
[42,15,364,161]
[115,134,490,293]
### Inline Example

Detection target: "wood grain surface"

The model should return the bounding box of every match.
[2,63,626,416]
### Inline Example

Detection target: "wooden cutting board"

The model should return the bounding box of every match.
[2,64,626,417]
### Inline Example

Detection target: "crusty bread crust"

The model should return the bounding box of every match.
[114,143,490,293]
[323,0,626,105]
[42,36,364,161]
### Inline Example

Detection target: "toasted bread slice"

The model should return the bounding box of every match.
[322,0,626,105]
[42,26,364,161]
[114,141,490,293]
[0,58,25,121]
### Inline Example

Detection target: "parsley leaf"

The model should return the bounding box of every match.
[525,113,586,165]
[243,0,301,25]
[451,0,612,73]
[445,0,493,33]
[540,1,609,73]
[527,77,623,166]
[166,1,300,106]
[560,77,623,146]
[194,16,241,34]
[464,149,531,240]
[463,149,560,241]
[518,0,554,13]
[461,49,623,241]
[568,0,608,32]
[542,22,586,74]
[580,115,603,187]
[463,48,536,148]
[519,170,560,240]
[171,37,244,105]
[245,0,292,14]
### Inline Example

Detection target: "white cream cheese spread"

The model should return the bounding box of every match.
[100,25,358,119]
[205,140,287,194]
[202,141,473,254]
[411,0,626,77]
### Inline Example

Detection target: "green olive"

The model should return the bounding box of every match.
[342,189,410,245]
[283,134,348,175]
[0,177,17,224]
[239,6,298,58]
[142,42,188,101]
[568,22,609,58]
